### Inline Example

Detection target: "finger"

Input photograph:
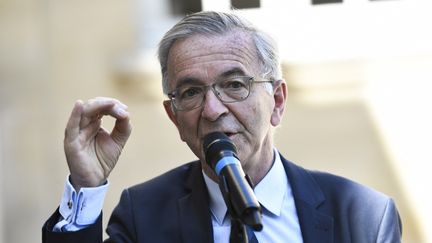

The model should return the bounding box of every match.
[111,114,132,148]
[65,100,84,142]
[80,99,129,128]
[80,118,103,141]
[80,101,114,128]
[85,97,128,113]
[93,97,128,110]
[79,112,104,130]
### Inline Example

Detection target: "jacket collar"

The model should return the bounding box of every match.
[280,154,334,243]
[177,161,213,243]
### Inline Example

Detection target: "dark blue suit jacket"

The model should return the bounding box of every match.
[43,155,402,242]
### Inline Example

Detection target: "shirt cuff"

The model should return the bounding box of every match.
[59,176,109,226]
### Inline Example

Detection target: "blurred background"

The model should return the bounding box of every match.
[1,0,431,242]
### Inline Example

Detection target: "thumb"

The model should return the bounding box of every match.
[111,115,132,148]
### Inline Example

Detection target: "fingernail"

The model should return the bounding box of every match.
[117,108,129,117]
[119,103,128,110]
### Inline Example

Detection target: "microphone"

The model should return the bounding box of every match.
[203,132,262,231]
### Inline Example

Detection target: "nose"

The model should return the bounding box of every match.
[201,88,228,121]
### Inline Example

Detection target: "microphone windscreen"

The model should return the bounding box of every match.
[203,132,237,169]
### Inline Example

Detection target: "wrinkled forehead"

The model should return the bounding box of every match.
[166,32,260,82]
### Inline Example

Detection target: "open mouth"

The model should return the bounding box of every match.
[202,132,237,141]
[225,132,235,139]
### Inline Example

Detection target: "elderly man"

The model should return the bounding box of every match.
[42,11,402,243]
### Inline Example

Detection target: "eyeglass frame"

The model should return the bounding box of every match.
[166,76,275,111]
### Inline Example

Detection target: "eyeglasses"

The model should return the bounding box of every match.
[167,76,273,111]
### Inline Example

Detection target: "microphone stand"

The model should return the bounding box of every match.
[229,217,248,243]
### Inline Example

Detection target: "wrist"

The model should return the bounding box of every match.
[69,174,106,192]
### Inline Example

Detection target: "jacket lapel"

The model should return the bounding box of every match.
[177,162,213,243]
[175,157,334,242]
[281,155,334,243]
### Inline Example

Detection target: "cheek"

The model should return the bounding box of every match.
[175,114,206,159]
[177,117,194,139]
[244,97,271,127]
[175,113,201,146]
[245,106,260,127]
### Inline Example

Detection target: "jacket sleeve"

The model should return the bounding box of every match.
[104,188,138,242]
[376,198,402,243]
[42,209,103,243]
[42,189,139,243]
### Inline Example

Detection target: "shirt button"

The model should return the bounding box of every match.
[67,200,73,209]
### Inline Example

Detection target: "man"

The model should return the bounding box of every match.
[42,11,402,242]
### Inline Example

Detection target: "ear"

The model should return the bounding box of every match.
[163,100,179,127]
[271,79,287,126]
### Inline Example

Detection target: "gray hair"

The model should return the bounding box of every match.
[158,11,282,94]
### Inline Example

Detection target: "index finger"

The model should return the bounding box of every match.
[80,97,129,127]
[65,100,84,141]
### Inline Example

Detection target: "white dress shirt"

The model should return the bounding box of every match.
[54,177,108,232]
[203,149,303,243]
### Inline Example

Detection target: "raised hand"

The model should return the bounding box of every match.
[64,97,132,191]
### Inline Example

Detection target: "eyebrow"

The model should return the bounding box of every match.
[174,67,248,89]
[219,68,247,78]
[174,77,203,90]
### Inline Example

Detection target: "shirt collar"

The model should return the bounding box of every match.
[202,149,288,224]
[254,149,288,216]
[203,171,227,225]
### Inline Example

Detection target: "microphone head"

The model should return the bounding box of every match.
[203,132,238,169]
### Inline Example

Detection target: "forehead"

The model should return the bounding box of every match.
[167,32,260,87]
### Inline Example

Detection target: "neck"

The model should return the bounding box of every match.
[244,139,274,186]
[202,138,275,187]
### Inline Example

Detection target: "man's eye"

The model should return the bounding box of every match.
[224,80,247,90]
[180,87,201,99]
